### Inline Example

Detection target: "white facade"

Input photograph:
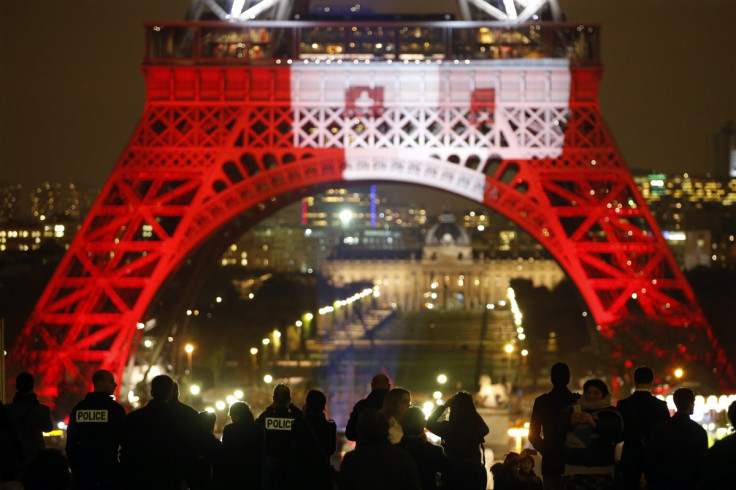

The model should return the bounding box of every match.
[323,213,565,310]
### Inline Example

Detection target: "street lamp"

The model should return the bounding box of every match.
[504,343,514,380]
[674,367,684,382]
[185,343,194,376]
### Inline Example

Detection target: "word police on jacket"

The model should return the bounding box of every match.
[265,417,293,431]
[76,410,109,422]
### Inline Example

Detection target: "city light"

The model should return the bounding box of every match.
[250,347,258,355]
[185,343,195,376]
[504,344,514,354]
[234,389,244,399]
[263,374,273,383]
[422,402,435,417]
[190,384,201,396]
[437,374,447,384]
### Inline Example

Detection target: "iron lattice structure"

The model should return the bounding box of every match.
[10,14,733,401]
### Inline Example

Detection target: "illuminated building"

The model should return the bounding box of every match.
[634,172,736,268]
[323,212,564,310]
[0,221,77,252]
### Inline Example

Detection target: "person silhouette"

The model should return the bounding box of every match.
[528,362,579,490]
[616,366,669,489]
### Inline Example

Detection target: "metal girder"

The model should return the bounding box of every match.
[465,0,562,21]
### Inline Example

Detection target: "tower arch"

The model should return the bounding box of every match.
[10,14,733,401]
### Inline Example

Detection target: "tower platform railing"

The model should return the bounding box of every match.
[144,20,600,66]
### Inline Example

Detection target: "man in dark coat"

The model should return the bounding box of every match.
[5,372,53,470]
[338,408,421,490]
[701,400,736,489]
[66,369,127,490]
[169,381,202,489]
[616,366,670,490]
[219,401,264,489]
[528,362,579,490]
[256,384,303,490]
[345,373,390,443]
[120,374,186,490]
[0,400,24,482]
[645,388,708,490]
[290,389,337,490]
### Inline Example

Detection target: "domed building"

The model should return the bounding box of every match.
[323,211,565,310]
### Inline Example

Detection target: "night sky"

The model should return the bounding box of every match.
[1,0,735,191]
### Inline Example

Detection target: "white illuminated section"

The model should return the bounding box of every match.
[230,0,246,16]
[730,149,736,178]
[236,0,281,20]
[290,63,571,203]
[663,231,687,241]
[503,0,518,18]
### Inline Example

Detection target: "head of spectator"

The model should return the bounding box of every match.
[305,389,327,413]
[150,374,174,401]
[371,373,391,391]
[200,411,217,433]
[727,400,736,426]
[503,451,521,470]
[357,408,389,445]
[15,372,35,394]
[633,366,655,388]
[272,383,291,408]
[550,362,571,388]
[519,449,536,473]
[92,370,117,396]
[400,406,426,437]
[582,379,609,403]
[673,387,695,414]
[229,401,254,423]
[447,391,478,421]
[382,387,411,421]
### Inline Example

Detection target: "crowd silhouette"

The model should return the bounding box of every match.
[0,364,735,490]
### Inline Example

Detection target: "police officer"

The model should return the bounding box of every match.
[256,384,302,490]
[66,369,126,490]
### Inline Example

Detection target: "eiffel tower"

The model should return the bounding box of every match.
[9,0,733,403]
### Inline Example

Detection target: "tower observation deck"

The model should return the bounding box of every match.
[10,0,734,404]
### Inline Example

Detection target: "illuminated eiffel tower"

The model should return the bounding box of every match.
[10,0,732,403]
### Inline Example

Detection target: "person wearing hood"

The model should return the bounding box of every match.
[5,372,53,470]
[563,379,623,490]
